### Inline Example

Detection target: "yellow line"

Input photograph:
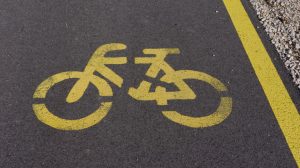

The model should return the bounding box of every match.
[223,0,300,166]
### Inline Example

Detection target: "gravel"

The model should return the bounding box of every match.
[249,0,300,88]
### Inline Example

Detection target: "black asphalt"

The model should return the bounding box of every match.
[0,0,299,167]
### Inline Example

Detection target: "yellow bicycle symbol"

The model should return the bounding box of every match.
[33,43,232,130]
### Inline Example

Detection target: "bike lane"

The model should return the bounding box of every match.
[0,0,299,167]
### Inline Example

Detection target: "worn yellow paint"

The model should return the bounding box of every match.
[33,71,113,130]
[66,43,128,103]
[223,0,300,165]
[33,102,112,130]
[162,97,232,128]
[128,48,232,128]
[33,43,127,130]
[33,43,232,130]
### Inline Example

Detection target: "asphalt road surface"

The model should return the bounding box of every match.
[1,0,299,167]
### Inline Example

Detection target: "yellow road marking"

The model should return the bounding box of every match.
[129,49,232,128]
[33,44,232,130]
[33,71,113,130]
[223,0,300,165]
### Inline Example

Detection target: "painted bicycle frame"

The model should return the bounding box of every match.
[33,43,232,130]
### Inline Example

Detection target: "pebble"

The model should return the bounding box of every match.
[250,0,300,88]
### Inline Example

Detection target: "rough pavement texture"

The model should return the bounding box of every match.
[249,0,300,88]
[0,0,298,167]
